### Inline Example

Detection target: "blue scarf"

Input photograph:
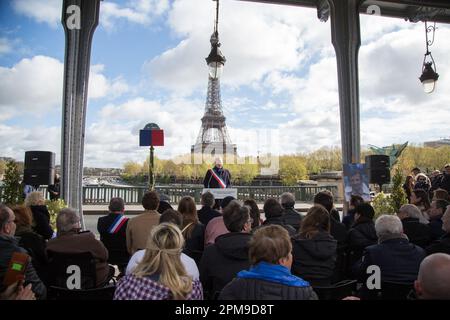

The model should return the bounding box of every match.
[237,261,310,287]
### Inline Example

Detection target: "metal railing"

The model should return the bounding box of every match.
[0,185,338,205]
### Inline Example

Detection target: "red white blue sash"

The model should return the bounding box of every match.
[108,215,128,234]
[210,169,226,188]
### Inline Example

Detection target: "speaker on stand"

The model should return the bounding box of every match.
[23,151,56,186]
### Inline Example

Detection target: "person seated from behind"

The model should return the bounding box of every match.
[97,197,129,273]
[204,196,234,246]
[157,193,173,214]
[11,205,48,284]
[291,205,337,286]
[355,215,425,288]
[428,199,449,241]
[414,253,450,300]
[198,191,221,226]
[397,204,432,248]
[280,192,302,232]
[126,209,199,280]
[342,195,364,230]
[433,188,449,201]
[219,225,318,300]
[0,204,46,299]
[114,223,203,300]
[346,203,378,271]
[178,196,205,265]
[426,205,450,255]
[47,208,112,288]
[126,191,160,255]
[243,199,262,229]
[261,198,296,237]
[24,191,54,240]
[410,188,431,222]
[200,200,252,300]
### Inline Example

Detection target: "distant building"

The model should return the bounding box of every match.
[424,138,450,148]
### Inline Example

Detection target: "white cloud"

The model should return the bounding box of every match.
[100,0,170,29]
[0,38,13,56]
[12,0,61,27]
[0,55,129,120]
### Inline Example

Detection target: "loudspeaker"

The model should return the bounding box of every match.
[365,155,390,185]
[23,151,55,185]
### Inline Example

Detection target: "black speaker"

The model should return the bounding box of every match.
[24,151,55,185]
[365,155,390,185]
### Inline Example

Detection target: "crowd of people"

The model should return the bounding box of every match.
[1,165,450,301]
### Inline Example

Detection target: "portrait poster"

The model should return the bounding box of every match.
[343,163,371,202]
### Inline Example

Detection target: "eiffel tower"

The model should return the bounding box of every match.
[191,0,237,163]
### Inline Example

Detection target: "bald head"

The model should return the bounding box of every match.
[416,253,450,299]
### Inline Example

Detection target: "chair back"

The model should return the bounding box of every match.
[48,284,116,300]
[380,281,414,300]
[47,250,97,290]
[313,279,358,300]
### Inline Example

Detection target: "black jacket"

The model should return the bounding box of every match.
[330,217,348,248]
[218,277,318,300]
[401,217,432,248]
[97,213,130,266]
[342,210,355,230]
[0,234,47,299]
[281,208,303,231]
[429,216,445,241]
[29,205,54,240]
[199,232,251,299]
[203,167,231,188]
[15,228,48,284]
[347,219,378,267]
[183,223,205,265]
[262,216,296,237]
[355,237,426,284]
[291,231,337,286]
[426,233,450,255]
[198,206,221,227]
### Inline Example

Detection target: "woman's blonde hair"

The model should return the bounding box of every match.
[133,223,192,300]
[24,191,45,207]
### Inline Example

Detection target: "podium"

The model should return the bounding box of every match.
[202,188,237,199]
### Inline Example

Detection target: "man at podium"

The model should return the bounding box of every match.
[203,157,231,188]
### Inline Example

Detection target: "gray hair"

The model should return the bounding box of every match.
[280,192,295,209]
[56,208,80,233]
[201,191,215,207]
[375,214,403,237]
[399,204,428,223]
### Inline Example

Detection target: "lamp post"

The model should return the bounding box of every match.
[206,0,226,80]
[139,123,164,191]
[419,21,439,93]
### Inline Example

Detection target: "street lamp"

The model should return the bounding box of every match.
[419,21,439,94]
[206,0,226,79]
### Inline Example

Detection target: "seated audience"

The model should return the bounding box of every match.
[0,204,46,299]
[126,191,160,255]
[426,206,450,255]
[291,205,337,286]
[428,199,449,241]
[157,193,173,214]
[243,199,261,228]
[219,225,317,300]
[346,203,378,270]
[178,196,205,264]
[261,198,296,236]
[97,197,129,272]
[342,195,364,230]
[397,204,432,248]
[197,192,221,226]
[204,196,234,246]
[47,208,112,287]
[114,223,203,300]
[200,201,252,299]
[433,188,449,201]
[410,188,431,221]
[280,192,303,231]
[126,209,199,280]
[355,215,425,285]
[11,205,48,283]
[414,253,450,300]
[25,191,54,240]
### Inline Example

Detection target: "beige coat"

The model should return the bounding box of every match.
[126,210,160,255]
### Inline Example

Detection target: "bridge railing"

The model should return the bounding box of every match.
[0,185,338,205]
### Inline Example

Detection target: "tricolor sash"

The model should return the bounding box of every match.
[210,169,227,188]
[108,215,128,234]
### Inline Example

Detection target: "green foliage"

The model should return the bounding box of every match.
[389,167,408,213]
[45,199,67,230]
[2,160,23,205]
[372,192,395,219]
[279,156,307,186]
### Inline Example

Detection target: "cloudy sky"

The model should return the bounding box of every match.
[0,0,449,168]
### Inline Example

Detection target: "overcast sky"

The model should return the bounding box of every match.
[0,0,449,168]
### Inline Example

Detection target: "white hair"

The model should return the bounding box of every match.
[399,204,429,224]
[280,192,295,208]
[375,214,403,237]
[56,208,80,233]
